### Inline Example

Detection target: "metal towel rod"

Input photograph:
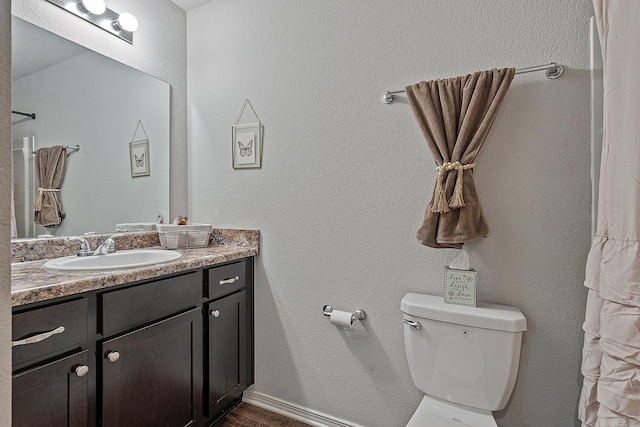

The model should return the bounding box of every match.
[32,145,80,155]
[382,62,563,104]
[12,110,36,119]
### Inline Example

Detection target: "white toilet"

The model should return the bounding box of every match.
[401,293,527,427]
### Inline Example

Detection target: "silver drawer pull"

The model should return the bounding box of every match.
[403,319,422,330]
[12,326,66,347]
[210,310,220,318]
[219,276,239,285]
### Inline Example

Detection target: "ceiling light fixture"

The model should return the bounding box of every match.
[46,0,138,44]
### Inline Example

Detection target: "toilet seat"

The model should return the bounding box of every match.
[406,395,497,427]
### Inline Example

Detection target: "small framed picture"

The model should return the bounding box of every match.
[232,122,262,169]
[129,139,150,177]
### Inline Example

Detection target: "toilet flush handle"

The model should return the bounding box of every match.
[403,319,422,330]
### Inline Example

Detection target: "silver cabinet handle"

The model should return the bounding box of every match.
[403,319,422,330]
[219,276,239,285]
[12,326,65,347]
[210,310,220,318]
[75,365,89,377]
[106,351,120,363]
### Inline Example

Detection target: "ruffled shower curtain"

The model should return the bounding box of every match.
[579,1,640,425]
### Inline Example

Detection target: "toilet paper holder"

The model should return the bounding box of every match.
[323,305,367,322]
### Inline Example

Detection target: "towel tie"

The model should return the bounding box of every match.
[33,188,61,212]
[431,162,475,213]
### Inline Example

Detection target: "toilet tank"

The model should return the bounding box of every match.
[401,293,527,411]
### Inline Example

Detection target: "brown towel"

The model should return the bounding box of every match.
[33,146,67,227]
[406,68,515,248]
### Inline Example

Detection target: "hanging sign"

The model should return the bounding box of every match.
[129,120,150,177]
[232,98,263,169]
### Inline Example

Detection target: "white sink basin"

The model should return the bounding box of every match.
[43,249,182,271]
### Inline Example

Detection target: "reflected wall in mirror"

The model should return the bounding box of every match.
[11,17,170,239]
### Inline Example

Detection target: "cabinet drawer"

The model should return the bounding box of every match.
[101,271,201,336]
[206,260,247,299]
[12,299,88,367]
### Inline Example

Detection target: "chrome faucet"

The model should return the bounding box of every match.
[93,234,124,256]
[69,237,92,257]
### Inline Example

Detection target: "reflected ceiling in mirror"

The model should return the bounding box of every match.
[11,17,170,239]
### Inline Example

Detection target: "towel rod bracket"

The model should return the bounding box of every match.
[382,90,404,105]
[545,64,563,79]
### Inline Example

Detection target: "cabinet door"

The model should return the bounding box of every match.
[12,350,89,427]
[101,308,202,427]
[207,290,247,418]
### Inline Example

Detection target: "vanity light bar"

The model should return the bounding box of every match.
[45,0,137,44]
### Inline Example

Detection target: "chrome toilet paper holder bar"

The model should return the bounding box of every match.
[323,305,367,322]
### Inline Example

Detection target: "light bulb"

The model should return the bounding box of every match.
[79,0,106,14]
[114,12,138,32]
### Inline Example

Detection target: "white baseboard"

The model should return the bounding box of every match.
[242,389,365,427]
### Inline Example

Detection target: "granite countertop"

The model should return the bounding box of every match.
[11,229,259,307]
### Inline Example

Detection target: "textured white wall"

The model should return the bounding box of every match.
[1,1,13,423]
[12,0,188,219]
[187,1,593,426]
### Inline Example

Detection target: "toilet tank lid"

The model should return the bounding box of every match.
[401,293,527,332]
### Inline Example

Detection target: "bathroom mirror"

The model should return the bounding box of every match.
[11,16,170,239]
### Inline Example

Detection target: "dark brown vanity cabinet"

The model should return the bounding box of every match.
[98,271,203,427]
[12,257,254,427]
[204,259,254,422]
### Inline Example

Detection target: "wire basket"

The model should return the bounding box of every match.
[156,224,212,249]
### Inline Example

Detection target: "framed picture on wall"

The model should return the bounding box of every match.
[130,139,150,177]
[232,122,262,169]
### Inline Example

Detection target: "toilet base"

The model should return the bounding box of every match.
[406,395,498,427]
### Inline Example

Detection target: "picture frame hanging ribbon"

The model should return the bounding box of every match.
[232,98,263,169]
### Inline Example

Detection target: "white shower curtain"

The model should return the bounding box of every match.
[579,1,640,425]
[10,178,17,239]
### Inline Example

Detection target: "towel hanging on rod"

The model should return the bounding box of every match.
[382,62,563,104]
[407,67,516,248]
[33,146,67,227]
[32,145,80,156]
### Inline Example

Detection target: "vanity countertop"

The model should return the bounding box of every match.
[11,229,259,307]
